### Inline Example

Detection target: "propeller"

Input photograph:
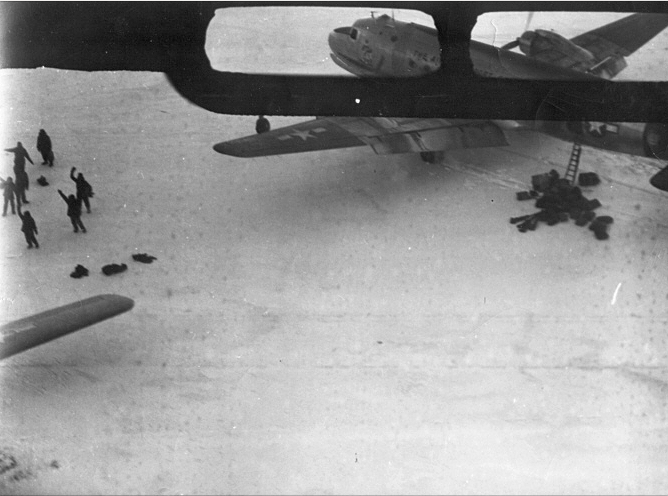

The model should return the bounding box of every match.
[500,11,534,50]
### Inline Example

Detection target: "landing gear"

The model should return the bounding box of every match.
[420,151,442,163]
[255,115,270,134]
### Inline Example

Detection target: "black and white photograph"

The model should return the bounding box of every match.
[1,3,668,494]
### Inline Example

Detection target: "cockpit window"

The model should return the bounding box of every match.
[350,28,358,40]
[333,27,352,36]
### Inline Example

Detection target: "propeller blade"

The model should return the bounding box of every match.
[524,12,535,32]
[501,39,520,50]
[501,12,534,51]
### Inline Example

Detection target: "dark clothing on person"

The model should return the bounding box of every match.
[256,116,270,134]
[36,130,53,166]
[58,189,86,232]
[14,169,29,206]
[17,207,39,248]
[70,168,92,213]
[1,177,16,216]
[5,143,34,174]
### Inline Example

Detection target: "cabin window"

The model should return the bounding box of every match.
[391,35,398,42]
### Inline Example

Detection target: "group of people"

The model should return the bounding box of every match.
[1,130,94,249]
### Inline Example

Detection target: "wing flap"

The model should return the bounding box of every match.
[363,121,509,154]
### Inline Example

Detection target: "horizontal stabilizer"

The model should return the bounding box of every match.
[0,294,134,360]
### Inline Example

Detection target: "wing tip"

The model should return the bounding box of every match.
[213,141,249,158]
[97,294,135,313]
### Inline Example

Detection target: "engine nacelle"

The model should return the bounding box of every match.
[644,123,668,192]
[519,29,596,65]
[643,123,668,161]
[517,29,627,78]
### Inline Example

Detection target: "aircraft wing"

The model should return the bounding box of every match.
[570,13,668,59]
[530,14,668,74]
[0,294,134,360]
[214,117,510,158]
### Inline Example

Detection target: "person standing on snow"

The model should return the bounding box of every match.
[14,169,29,207]
[70,167,93,213]
[0,176,16,216]
[58,189,86,233]
[36,129,54,166]
[5,142,34,175]
[17,204,39,249]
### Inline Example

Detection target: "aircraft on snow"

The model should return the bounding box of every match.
[214,13,668,191]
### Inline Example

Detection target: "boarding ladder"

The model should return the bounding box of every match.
[564,141,582,185]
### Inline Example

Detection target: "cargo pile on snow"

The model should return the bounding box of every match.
[512,170,612,240]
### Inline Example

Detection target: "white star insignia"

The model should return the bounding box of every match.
[290,129,317,141]
[277,127,327,142]
[587,121,606,137]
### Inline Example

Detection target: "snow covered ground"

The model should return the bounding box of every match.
[1,8,668,495]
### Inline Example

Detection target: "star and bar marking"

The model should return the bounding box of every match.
[586,121,619,137]
[277,127,327,141]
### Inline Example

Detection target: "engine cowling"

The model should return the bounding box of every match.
[643,123,668,160]
[516,29,627,80]
[645,124,668,191]
[519,29,595,65]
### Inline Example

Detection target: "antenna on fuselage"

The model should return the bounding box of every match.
[370,10,376,19]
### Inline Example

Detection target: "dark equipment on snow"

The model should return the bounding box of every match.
[132,253,157,264]
[513,167,609,238]
[70,265,89,279]
[578,172,601,187]
[589,215,614,240]
[102,263,127,276]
